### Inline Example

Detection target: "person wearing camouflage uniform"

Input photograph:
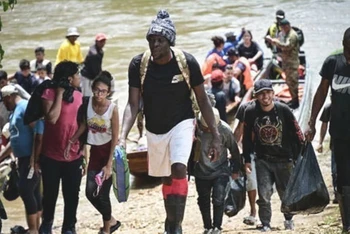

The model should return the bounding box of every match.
[266,19,300,109]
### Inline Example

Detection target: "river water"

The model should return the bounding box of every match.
[0,0,349,232]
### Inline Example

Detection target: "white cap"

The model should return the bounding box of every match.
[66,27,80,37]
[199,108,220,128]
[1,85,18,98]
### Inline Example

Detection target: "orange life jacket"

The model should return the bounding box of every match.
[233,57,253,91]
[201,53,226,76]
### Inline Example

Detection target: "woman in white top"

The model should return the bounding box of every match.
[69,71,120,234]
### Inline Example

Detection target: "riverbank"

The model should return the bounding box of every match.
[1,140,340,234]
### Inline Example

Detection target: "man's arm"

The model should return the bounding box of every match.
[42,88,64,124]
[273,33,298,51]
[0,141,12,162]
[119,87,141,148]
[305,79,329,141]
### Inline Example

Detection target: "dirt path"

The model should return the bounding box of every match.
[70,143,340,234]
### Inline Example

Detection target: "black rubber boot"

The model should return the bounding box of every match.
[342,187,350,232]
[165,195,187,234]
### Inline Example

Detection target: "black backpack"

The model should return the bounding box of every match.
[292,26,304,47]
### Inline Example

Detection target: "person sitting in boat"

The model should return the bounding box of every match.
[210,70,228,123]
[202,40,226,77]
[194,106,240,234]
[223,29,244,55]
[223,65,241,126]
[206,36,225,58]
[237,30,264,71]
[265,9,285,54]
[226,48,254,97]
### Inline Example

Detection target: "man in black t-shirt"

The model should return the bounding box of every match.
[305,27,350,232]
[243,79,304,232]
[119,10,220,234]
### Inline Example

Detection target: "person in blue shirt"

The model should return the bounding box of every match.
[223,29,244,55]
[0,85,43,234]
[206,36,225,58]
[8,59,39,94]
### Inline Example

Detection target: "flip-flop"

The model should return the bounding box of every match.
[110,221,121,233]
[243,216,257,226]
[99,221,121,234]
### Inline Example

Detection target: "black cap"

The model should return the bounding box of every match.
[254,79,273,94]
[279,19,290,26]
[225,32,236,38]
[276,9,285,19]
[227,48,239,57]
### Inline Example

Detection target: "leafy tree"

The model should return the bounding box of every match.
[0,0,18,68]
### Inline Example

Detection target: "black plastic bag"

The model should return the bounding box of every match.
[281,142,329,215]
[3,162,19,202]
[224,175,246,217]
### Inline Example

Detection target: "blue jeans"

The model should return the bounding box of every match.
[195,176,229,230]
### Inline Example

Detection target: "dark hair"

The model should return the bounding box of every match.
[35,47,45,53]
[19,59,30,70]
[37,64,46,71]
[92,71,114,97]
[0,70,7,81]
[244,30,253,41]
[211,36,225,48]
[343,27,350,42]
[52,61,79,83]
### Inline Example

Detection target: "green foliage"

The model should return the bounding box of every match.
[0,0,17,68]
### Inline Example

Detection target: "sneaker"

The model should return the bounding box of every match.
[211,227,221,234]
[284,220,295,230]
[260,226,271,232]
[203,229,212,234]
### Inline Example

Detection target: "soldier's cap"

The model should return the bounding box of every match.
[254,79,273,94]
[276,10,285,19]
[279,19,290,26]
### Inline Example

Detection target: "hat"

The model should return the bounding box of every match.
[146,10,176,46]
[1,85,18,98]
[276,10,285,19]
[227,48,239,57]
[66,27,80,37]
[254,79,273,94]
[279,19,290,26]
[225,32,236,38]
[95,33,107,41]
[199,108,220,128]
[211,70,224,83]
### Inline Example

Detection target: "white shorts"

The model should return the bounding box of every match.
[146,119,195,177]
[246,154,257,191]
[80,75,93,97]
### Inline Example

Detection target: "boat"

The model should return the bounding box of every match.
[127,150,148,177]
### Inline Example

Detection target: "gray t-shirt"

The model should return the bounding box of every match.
[194,120,240,180]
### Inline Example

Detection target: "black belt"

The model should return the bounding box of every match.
[258,155,292,163]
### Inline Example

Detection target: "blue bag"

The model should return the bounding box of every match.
[112,146,130,203]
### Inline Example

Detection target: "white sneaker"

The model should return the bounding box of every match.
[284,220,295,230]
[203,229,212,234]
[211,228,221,234]
[260,226,271,232]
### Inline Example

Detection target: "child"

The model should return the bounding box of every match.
[36,65,51,83]
[194,106,241,234]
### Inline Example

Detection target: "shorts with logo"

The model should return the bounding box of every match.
[146,119,195,177]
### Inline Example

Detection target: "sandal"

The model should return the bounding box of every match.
[99,221,121,234]
[243,216,257,226]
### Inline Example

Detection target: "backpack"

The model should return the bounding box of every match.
[139,47,200,116]
[291,26,304,47]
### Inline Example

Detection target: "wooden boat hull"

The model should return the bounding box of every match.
[127,151,148,177]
